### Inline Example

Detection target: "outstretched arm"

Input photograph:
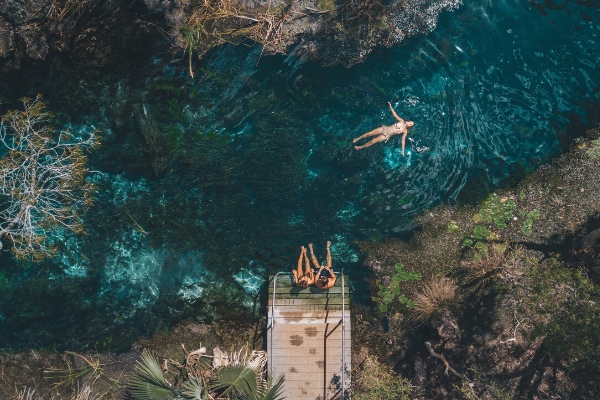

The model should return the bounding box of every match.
[388,101,404,123]
[315,266,324,281]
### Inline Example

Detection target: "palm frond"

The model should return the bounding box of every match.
[179,377,207,400]
[210,365,258,400]
[258,374,286,400]
[129,350,175,400]
[246,350,268,373]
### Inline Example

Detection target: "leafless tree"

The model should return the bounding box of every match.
[0,95,99,261]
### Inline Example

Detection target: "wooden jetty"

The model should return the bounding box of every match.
[267,273,351,399]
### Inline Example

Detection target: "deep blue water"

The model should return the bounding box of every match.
[0,0,599,350]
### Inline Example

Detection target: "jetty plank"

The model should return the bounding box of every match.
[267,273,351,399]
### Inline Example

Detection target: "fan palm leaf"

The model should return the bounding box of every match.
[129,350,175,400]
[179,377,208,400]
[257,374,286,400]
[209,365,258,400]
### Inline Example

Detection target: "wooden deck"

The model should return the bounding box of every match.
[267,273,351,400]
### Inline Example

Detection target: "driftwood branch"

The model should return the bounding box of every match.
[425,341,470,382]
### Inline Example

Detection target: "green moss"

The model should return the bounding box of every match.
[352,355,412,399]
[317,0,337,15]
[527,256,600,373]
[447,220,459,233]
[586,138,600,159]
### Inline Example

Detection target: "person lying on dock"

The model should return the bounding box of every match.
[309,241,337,290]
[352,101,415,156]
[292,246,315,288]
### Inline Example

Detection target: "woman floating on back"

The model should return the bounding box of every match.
[352,101,415,156]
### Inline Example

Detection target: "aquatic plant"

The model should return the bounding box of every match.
[372,263,422,313]
[473,193,516,230]
[447,220,460,233]
[0,96,99,261]
[463,193,516,257]
[521,209,541,236]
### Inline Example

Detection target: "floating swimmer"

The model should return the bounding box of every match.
[352,101,415,156]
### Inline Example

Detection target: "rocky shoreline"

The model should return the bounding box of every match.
[0,0,462,73]
[1,127,599,398]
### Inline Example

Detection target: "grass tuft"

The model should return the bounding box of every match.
[412,277,458,323]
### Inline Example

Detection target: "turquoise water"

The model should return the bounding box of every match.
[0,0,599,350]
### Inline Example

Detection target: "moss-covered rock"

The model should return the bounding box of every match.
[356,126,600,398]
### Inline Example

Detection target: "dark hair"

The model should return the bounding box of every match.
[298,279,308,288]
[320,275,328,283]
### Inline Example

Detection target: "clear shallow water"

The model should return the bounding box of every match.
[1,0,599,350]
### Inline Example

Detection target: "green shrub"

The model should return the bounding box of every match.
[464,193,516,257]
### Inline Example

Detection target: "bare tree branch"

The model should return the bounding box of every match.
[0,95,99,260]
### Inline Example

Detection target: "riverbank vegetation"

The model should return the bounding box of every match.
[353,124,600,398]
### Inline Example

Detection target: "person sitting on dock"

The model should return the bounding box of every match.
[292,246,315,288]
[309,241,337,290]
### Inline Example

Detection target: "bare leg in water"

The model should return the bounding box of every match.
[352,127,387,150]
